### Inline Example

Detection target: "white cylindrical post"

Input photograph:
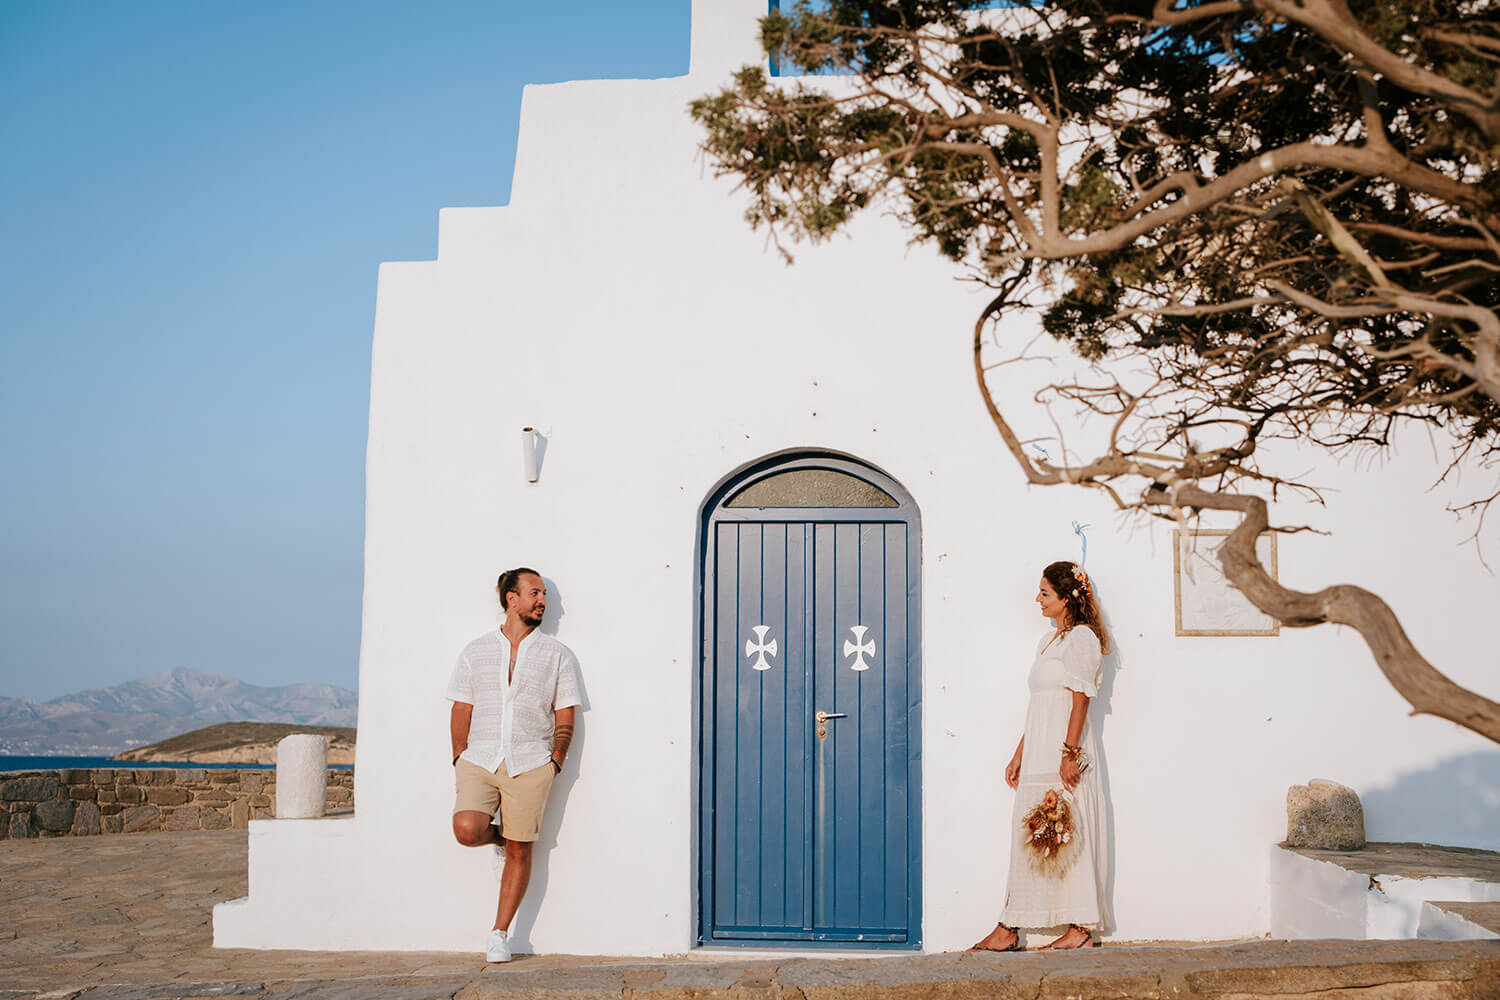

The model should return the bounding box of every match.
[275,734,328,819]
[521,427,539,483]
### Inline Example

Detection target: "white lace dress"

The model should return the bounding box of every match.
[998,627,1112,931]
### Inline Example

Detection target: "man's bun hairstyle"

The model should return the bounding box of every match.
[496,567,541,610]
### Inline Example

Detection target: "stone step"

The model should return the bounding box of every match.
[453,940,1500,999]
[1294,843,1500,883]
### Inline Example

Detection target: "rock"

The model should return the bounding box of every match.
[59,768,93,785]
[264,982,460,1000]
[1,776,58,802]
[275,734,328,819]
[177,769,208,784]
[92,769,114,783]
[72,800,102,836]
[201,807,231,830]
[79,982,265,998]
[1287,778,1366,850]
[68,785,95,800]
[231,799,250,828]
[242,773,264,794]
[73,907,130,926]
[8,811,33,838]
[121,804,161,833]
[166,806,202,831]
[102,813,124,834]
[115,784,143,803]
[145,786,190,806]
[34,798,75,833]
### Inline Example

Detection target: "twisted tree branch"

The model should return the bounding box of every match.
[1165,482,1500,742]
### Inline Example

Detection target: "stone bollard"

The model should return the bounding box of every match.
[1286,778,1366,850]
[275,734,328,819]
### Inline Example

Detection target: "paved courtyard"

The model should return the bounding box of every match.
[0,829,484,994]
[2,830,1499,999]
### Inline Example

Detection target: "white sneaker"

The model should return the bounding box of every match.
[485,928,511,963]
[490,843,506,879]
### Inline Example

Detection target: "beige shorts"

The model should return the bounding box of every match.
[453,759,556,842]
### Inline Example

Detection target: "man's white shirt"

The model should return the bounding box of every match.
[446,629,582,777]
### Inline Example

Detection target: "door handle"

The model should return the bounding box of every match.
[815,710,847,724]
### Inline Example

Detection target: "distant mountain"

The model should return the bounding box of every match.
[0,668,357,755]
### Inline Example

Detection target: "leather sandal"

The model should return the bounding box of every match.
[1038,923,1095,951]
[967,922,1022,952]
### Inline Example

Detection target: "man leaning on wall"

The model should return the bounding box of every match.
[447,566,582,962]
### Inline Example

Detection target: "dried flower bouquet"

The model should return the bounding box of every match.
[1021,788,1079,877]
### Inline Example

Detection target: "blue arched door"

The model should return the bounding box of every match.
[697,453,922,947]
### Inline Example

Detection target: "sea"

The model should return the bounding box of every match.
[0,755,352,773]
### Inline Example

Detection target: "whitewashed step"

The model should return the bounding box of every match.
[1271,842,1500,940]
[1419,900,1500,940]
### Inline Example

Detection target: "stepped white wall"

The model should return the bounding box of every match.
[1271,849,1500,940]
[215,0,1500,955]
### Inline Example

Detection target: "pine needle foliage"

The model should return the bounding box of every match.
[691,0,1500,470]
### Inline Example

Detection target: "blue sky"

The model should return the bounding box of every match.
[0,2,691,701]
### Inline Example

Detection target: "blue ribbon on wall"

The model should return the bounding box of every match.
[1071,520,1090,566]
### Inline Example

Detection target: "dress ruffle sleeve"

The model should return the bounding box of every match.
[1060,628,1102,698]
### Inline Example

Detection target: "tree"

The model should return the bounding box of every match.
[691,0,1500,741]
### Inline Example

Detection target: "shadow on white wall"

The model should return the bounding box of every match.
[505,575,590,953]
[1091,592,1124,936]
[1361,749,1500,852]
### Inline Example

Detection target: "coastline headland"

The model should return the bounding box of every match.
[114,721,356,765]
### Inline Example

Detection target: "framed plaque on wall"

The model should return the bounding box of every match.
[1173,528,1280,637]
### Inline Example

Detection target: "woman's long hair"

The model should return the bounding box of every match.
[1043,561,1111,655]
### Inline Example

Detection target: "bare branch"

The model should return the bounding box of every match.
[1341,222,1491,251]
[1166,482,1500,742]
[1254,0,1500,143]
[1151,0,1249,26]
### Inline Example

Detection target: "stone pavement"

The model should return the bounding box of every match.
[3,830,1499,999]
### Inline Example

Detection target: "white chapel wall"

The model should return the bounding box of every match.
[216,0,1500,954]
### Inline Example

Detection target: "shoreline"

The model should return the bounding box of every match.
[0,755,352,772]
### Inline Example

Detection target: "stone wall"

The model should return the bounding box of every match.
[0,768,354,838]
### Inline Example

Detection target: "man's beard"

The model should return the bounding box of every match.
[520,609,544,628]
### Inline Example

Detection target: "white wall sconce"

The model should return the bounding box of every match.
[521,426,541,484]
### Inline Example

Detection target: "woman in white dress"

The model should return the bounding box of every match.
[970,561,1111,952]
